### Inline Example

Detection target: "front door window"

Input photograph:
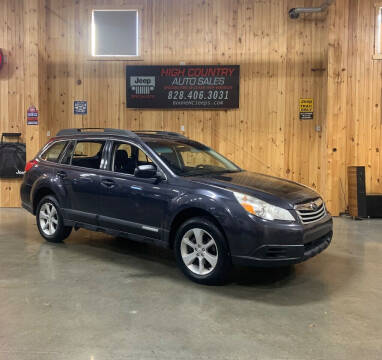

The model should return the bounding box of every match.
[112,142,152,175]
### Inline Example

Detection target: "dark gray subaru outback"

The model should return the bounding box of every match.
[21,128,332,284]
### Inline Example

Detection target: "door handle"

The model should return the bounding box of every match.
[101,179,115,188]
[57,170,67,178]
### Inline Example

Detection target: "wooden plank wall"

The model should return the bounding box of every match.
[325,0,382,215]
[325,0,349,215]
[1,0,382,215]
[0,0,25,207]
[24,0,49,161]
[346,0,382,200]
[45,0,329,202]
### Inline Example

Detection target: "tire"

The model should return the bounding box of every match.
[36,195,72,243]
[174,217,231,285]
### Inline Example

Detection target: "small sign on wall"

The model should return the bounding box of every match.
[74,101,87,115]
[299,98,314,120]
[27,106,39,125]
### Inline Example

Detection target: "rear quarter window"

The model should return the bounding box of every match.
[40,141,67,163]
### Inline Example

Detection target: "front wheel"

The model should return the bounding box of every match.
[174,217,231,285]
[36,195,72,243]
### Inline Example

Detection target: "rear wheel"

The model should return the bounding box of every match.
[36,195,72,242]
[174,217,231,285]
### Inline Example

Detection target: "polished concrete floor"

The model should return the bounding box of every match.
[0,208,381,360]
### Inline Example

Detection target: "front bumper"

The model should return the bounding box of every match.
[232,231,332,266]
[228,212,333,267]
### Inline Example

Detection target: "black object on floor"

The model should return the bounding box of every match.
[347,166,382,219]
[366,194,382,218]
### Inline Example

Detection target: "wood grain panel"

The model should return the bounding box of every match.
[0,0,332,209]
[326,0,382,215]
[1,0,382,214]
[0,0,25,207]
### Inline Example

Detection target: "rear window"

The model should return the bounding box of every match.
[40,141,67,163]
[68,140,106,169]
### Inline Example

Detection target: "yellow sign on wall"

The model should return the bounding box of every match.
[299,98,314,119]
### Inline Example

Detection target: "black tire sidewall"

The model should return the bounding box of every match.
[174,217,231,285]
[36,195,69,242]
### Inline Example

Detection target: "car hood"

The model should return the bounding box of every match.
[190,171,320,208]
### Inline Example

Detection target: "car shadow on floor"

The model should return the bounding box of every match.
[42,229,358,305]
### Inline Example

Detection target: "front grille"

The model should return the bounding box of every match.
[295,198,326,224]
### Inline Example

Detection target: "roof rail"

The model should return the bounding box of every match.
[133,130,187,139]
[56,128,139,138]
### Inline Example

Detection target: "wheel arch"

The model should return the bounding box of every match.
[32,187,58,214]
[168,207,230,252]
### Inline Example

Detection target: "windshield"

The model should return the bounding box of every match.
[146,139,241,176]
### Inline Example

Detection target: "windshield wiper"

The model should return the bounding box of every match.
[182,170,210,177]
[204,169,242,175]
[218,169,242,174]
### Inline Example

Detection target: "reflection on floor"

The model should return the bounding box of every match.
[0,208,381,360]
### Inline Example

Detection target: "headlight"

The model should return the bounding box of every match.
[233,192,295,221]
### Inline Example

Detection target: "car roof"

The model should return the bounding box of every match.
[54,128,188,142]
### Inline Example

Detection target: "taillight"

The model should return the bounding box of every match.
[25,159,38,172]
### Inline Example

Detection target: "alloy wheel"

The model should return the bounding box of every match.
[180,228,218,276]
[39,202,59,236]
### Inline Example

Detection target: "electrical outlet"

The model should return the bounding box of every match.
[47,130,51,137]
[180,125,185,131]
[315,125,321,132]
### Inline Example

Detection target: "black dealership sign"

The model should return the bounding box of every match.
[126,65,239,109]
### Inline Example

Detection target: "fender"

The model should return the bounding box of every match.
[163,188,237,244]
[31,173,69,212]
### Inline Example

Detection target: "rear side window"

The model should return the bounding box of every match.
[63,140,106,169]
[40,141,67,163]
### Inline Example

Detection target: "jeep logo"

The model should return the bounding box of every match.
[130,76,155,95]
[134,77,152,85]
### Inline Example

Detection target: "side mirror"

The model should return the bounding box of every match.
[134,164,158,179]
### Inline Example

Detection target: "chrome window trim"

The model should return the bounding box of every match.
[58,138,108,171]
[46,136,169,181]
